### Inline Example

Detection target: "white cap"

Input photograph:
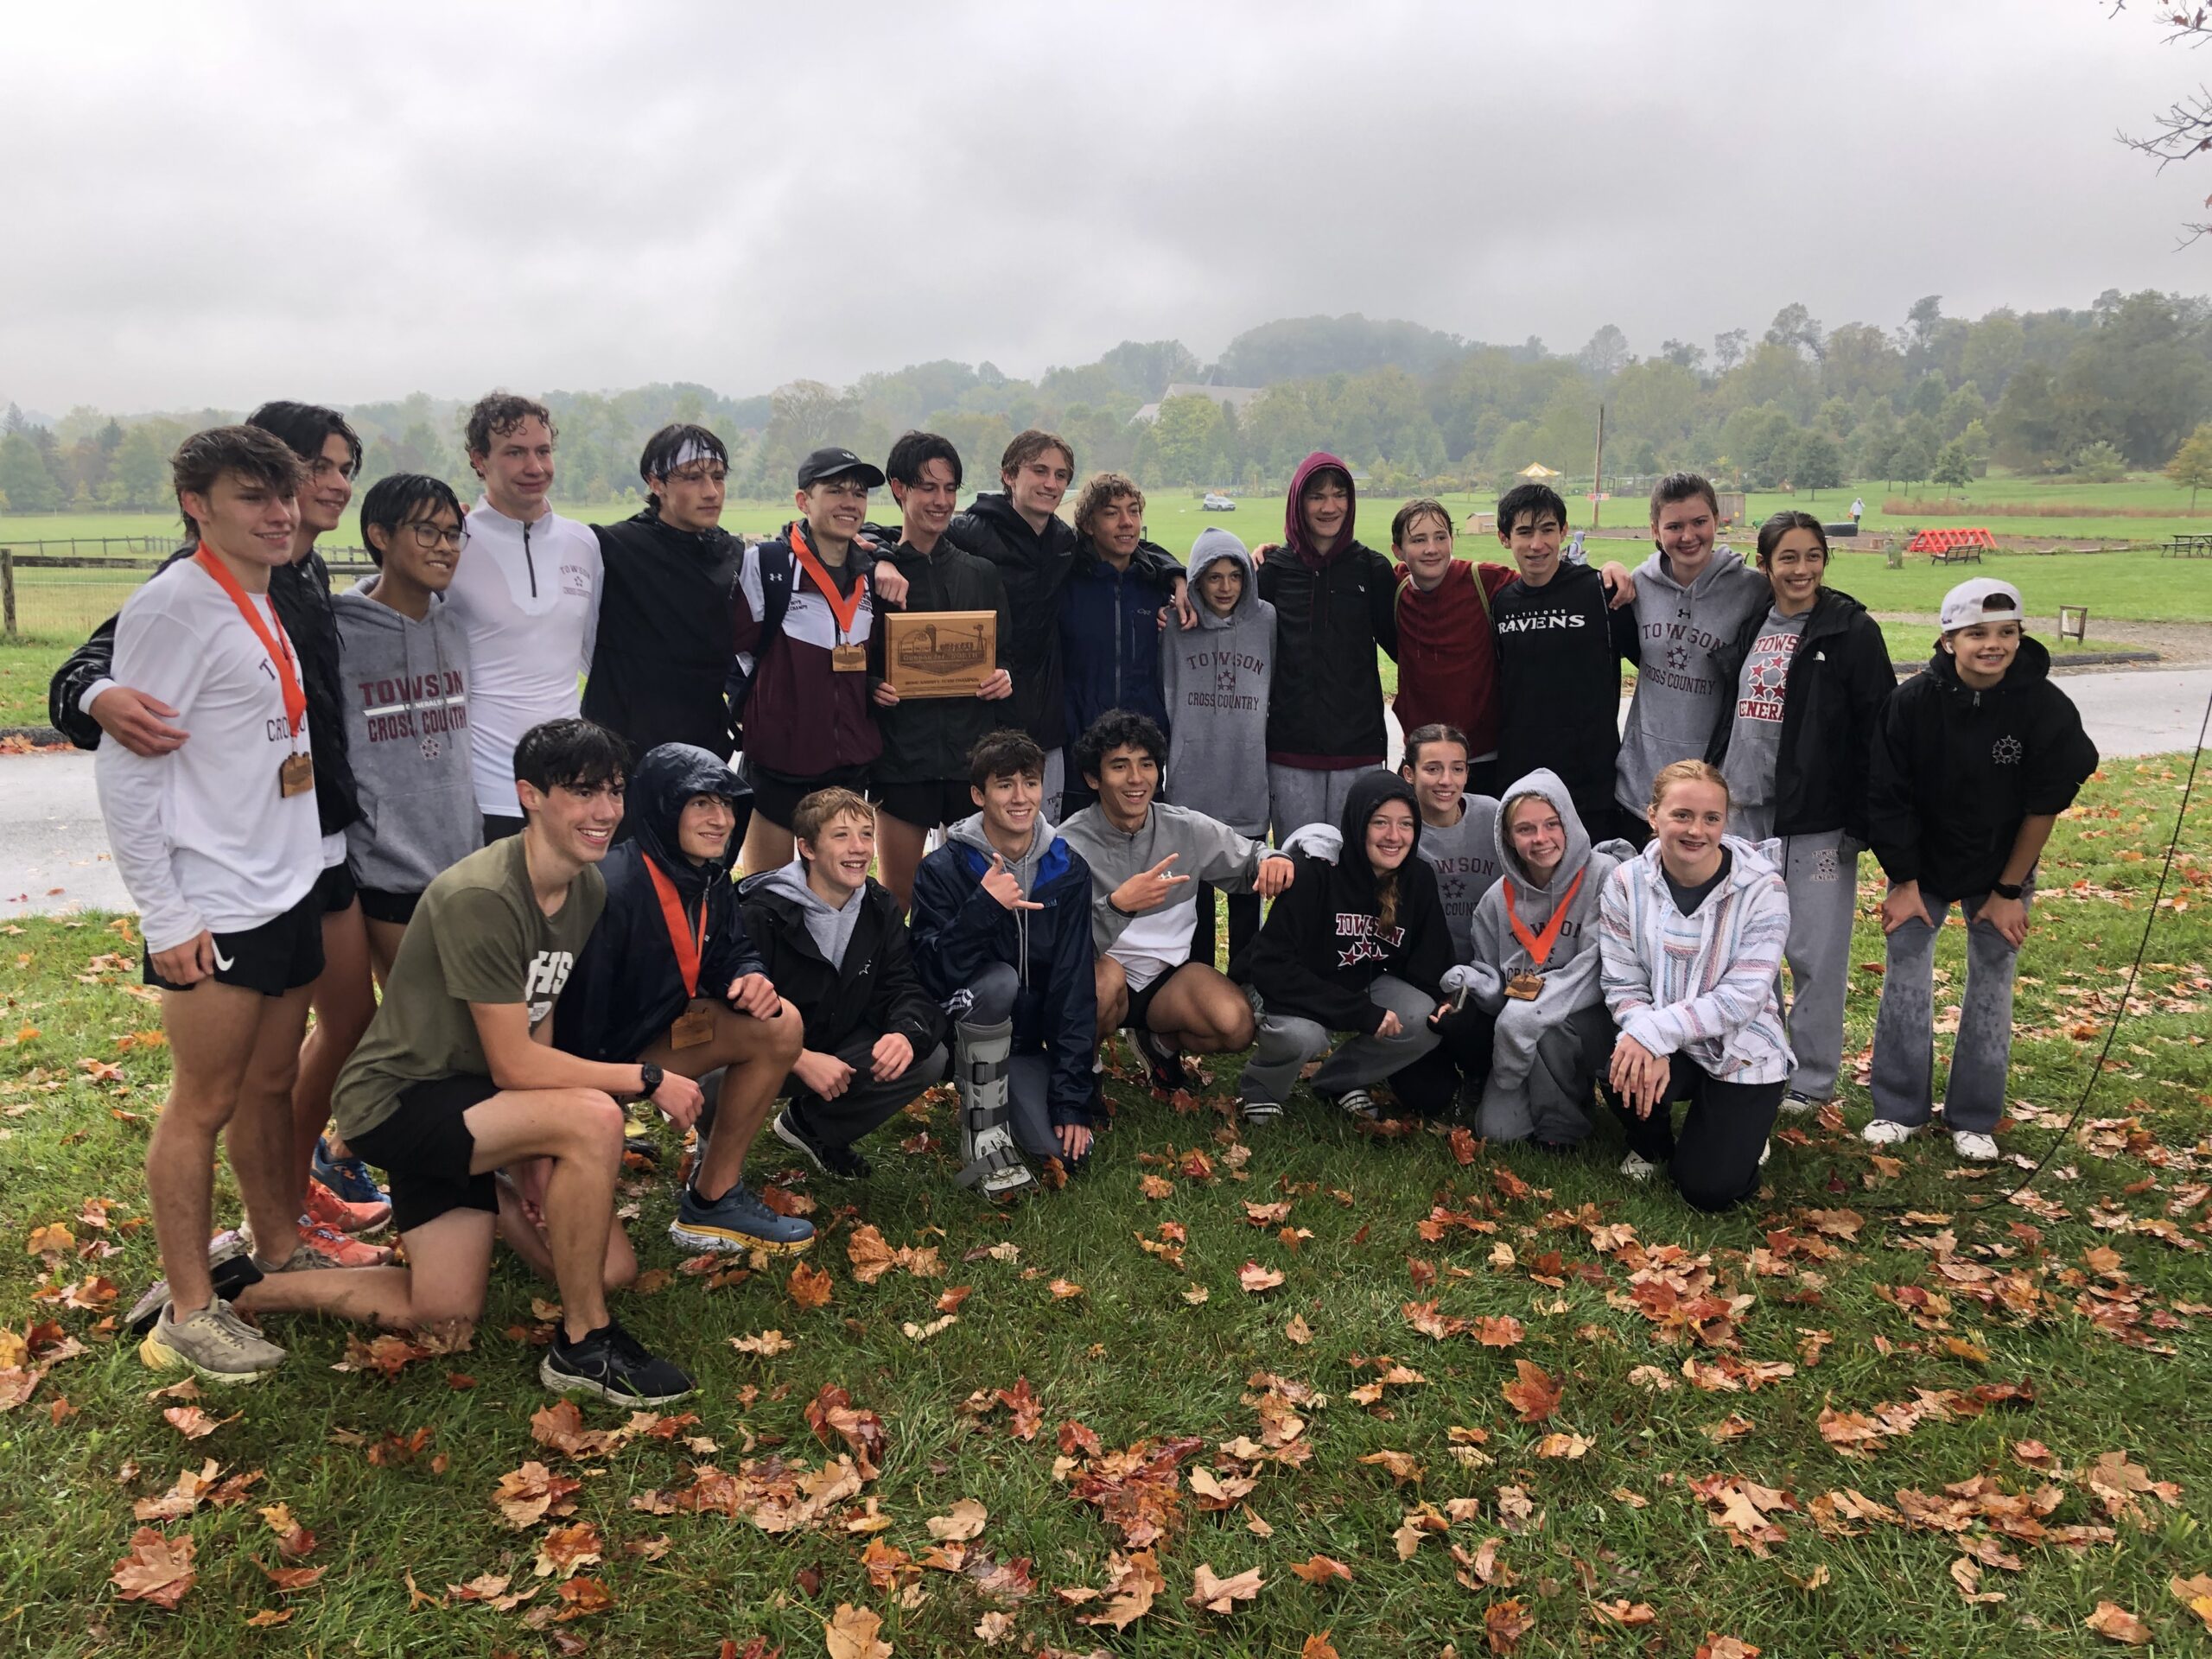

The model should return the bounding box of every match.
[1939,577,2024,632]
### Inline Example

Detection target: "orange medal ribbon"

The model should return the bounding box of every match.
[785,520,868,642]
[643,857,707,998]
[193,546,305,737]
[1503,868,1584,970]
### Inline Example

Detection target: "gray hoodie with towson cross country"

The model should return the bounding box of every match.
[1161,529,1275,838]
[333,581,482,897]
[1614,545,1770,813]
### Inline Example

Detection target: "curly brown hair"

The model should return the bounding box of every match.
[1071,472,1145,538]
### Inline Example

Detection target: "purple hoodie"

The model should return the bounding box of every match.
[1286,451,1357,568]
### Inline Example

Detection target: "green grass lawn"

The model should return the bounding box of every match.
[3,760,2209,1656]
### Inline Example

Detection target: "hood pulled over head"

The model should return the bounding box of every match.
[1491,767,1592,895]
[629,743,747,892]
[1186,527,1256,628]
[1285,451,1357,564]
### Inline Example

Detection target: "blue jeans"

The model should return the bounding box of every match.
[1869,885,2031,1135]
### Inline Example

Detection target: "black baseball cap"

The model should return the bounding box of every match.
[797,447,887,489]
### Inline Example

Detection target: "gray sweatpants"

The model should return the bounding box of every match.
[1237,974,1440,1109]
[1773,830,1859,1101]
[1475,1002,1615,1147]
[1269,763,1383,843]
[1869,883,2032,1135]
[963,962,1062,1161]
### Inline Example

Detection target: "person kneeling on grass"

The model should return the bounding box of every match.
[150,721,708,1402]
[1059,709,1294,1095]
[740,788,949,1179]
[1599,761,1793,1211]
[910,730,1097,1198]
[554,742,811,1255]
[1861,579,2097,1163]
[1230,772,1452,1128]
[1433,771,1630,1147]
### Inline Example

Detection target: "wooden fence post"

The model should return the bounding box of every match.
[1,548,15,637]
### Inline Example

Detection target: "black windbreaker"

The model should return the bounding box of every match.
[1705,585,1895,842]
[583,510,744,761]
[48,544,362,837]
[736,872,944,1057]
[1866,637,2099,899]
[1230,772,1452,1032]
[1491,561,1640,830]
[555,743,766,1064]
[946,493,1080,750]
[861,523,1014,785]
[1256,541,1400,766]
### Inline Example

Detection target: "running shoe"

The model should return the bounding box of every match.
[1952,1130,1999,1162]
[139,1299,286,1383]
[1860,1119,1913,1147]
[540,1319,694,1405]
[313,1137,389,1208]
[667,1180,816,1255]
[772,1109,872,1179]
[127,1234,264,1336]
[305,1176,390,1236]
[295,1219,393,1268]
[1619,1151,1662,1183]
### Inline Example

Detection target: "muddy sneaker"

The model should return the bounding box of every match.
[127,1236,266,1337]
[540,1319,693,1405]
[312,1138,391,1211]
[139,1299,286,1383]
[1619,1151,1662,1183]
[295,1218,393,1268]
[305,1176,390,1236]
[1952,1130,1999,1162]
[772,1109,871,1179]
[668,1180,816,1255]
[1860,1119,1913,1147]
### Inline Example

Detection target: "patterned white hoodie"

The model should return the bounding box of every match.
[1599,835,1795,1083]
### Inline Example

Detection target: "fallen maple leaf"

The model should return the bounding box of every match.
[1284,1313,1313,1345]
[1592,1599,1658,1626]
[1695,1638,1762,1659]
[2086,1601,2153,1644]
[2170,1573,2212,1632]
[728,1330,795,1357]
[256,1559,327,1592]
[805,1384,887,1480]
[1288,1554,1353,1586]
[1238,1262,1284,1294]
[111,1528,195,1610]
[1471,1314,1524,1348]
[1078,1548,1163,1630]
[974,1608,1014,1646]
[535,1521,606,1579]
[1047,1277,1085,1300]
[1357,1449,1423,1484]
[1139,1173,1173,1199]
[162,1404,228,1440]
[243,1609,292,1627]
[1187,1561,1265,1613]
[824,1601,891,1659]
[1484,1596,1535,1653]
[554,1575,615,1620]
[1950,1555,2006,1604]
[787,1262,834,1308]
[926,1498,988,1541]
[490,1460,582,1529]
[846,1225,899,1285]
[1535,1431,1592,1459]
[1501,1359,1562,1424]
[1302,1634,1340,1659]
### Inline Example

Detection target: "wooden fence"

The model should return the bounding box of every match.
[0,548,376,638]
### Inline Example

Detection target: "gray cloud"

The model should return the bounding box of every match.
[2,0,2198,413]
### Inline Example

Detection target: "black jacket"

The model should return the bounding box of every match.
[583,510,744,761]
[1255,541,1400,766]
[1491,561,1640,829]
[1705,586,1895,842]
[736,872,944,1057]
[555,744,766,1064]
[947,493,1080,750]
[49,544,363,837]
[861,524,1014,785]
[1866,637,2099,899]
[1230,772,1452,1032]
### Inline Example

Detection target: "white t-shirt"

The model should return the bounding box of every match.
[447,499,601,817]
[95,559,322,952]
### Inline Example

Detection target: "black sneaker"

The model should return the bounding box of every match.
[128,1234,265,1336]
[539,1320,695,1405]
[1129,1026,1185,1095]
[771,1109,872,1179]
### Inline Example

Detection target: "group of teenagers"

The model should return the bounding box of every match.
[67,394,2100,1405]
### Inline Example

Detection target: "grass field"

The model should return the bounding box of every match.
[1,757,2209,1656]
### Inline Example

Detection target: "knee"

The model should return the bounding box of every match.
[968,963,1020,1025]
[1223,1006,1257,1050]
[1673,1164,1753,1214]
[601,1255,638,1293]
[561,1090,626,1154]
[764,1005,806,1061]
[912,1042,950,1088]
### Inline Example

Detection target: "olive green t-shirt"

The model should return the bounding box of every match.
[332,836,606,1141]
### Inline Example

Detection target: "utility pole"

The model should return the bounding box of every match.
[1590,404,1605,530]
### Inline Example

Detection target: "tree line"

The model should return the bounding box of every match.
[4,289,2210,515]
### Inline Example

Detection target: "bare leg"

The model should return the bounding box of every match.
[226,987,315,1256]
[365,917,408,988]
[1144,963,1257,1055]
[669,1000,804,1201]
[1093,955,1130,1043]
[238,1209,493,1341]
[874,812,931,914]
[495,1176,638,1292]
[291,899,377,1208]
[147,982,264,1315]
[738,816,794,879]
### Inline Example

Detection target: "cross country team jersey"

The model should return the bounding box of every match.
[448,499,601,817]
[94,558,321,953]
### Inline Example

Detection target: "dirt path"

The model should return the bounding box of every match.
[1872,612,2212,668]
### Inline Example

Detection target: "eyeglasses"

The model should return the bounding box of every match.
[404,522,466,550]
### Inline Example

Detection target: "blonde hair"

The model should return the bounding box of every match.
[1502,790,1554,830]
[1647,759,1730,815]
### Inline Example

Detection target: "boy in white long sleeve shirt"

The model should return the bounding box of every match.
[99,427,327,1384]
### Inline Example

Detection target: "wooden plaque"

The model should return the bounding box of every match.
[883,610,997,699]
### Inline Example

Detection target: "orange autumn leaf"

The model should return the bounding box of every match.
[1186,1561,1265,1613]
[788,1261,835,1309]
[1238,1262,1285,1294]
[25,1223,73,1257]
[1501,1360,1562,1424]
[1139,1173,1174,1200]
[111,1528,195,1610]
[824,1602,892,1659]
[805,1383,888,1479]
[553,1576,615,1620]
[534,1521,606,1579]
[255,1559,327,1592]
[1484,1596,1535,1653]
[1471,1315,1524,1348]
[2085,1601,2153,1645]
[1302,1636,1341,1659]
[1288,1554,1353,1586]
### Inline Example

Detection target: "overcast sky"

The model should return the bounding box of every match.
[4,0,2205,415]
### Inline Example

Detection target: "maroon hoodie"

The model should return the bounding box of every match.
[1256,453,1401,767]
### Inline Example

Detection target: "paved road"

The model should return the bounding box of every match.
[6,668,2209,923]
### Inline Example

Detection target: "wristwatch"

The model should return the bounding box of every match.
[638,1062,664,1098]
[1990,880,2024,901]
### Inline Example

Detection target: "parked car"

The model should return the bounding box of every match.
[1202,492,1236,512]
